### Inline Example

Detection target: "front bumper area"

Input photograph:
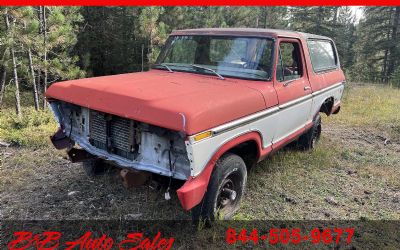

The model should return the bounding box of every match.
[50,127,188,180]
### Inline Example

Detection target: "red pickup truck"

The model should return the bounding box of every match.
[46,28,345,222]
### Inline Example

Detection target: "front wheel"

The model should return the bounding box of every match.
[191,153,247,224]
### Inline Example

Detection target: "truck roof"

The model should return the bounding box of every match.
[171,28,332,41]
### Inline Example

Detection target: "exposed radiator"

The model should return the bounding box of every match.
[89,110,135,160]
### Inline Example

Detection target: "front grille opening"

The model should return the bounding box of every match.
[89,110,136,160]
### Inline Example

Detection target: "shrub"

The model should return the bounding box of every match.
[0,107,57,147]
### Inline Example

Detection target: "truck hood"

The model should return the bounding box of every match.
[46,70,266,135]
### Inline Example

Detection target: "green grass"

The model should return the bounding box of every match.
[327,84,400,136]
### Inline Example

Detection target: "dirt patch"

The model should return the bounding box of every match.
[324,124,400,152]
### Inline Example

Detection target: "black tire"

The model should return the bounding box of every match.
[82,158,109,177]
[298,114,322,150]
[191,153,247,224]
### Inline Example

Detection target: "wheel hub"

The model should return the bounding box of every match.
[217,175,240,212]
[222,188,237,201]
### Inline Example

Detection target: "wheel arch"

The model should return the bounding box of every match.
[319,96,335,116]
[177,131,264,211]
[226,139,259,171]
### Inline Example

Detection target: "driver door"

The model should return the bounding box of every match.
[272,38,313,146]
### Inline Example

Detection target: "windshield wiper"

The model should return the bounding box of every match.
[154,63,173,73]
[191,64,224,80]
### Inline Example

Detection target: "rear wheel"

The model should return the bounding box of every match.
[298,114,322,150]
[191,153,247,224]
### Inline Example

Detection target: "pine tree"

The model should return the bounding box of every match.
[1,6,395,93]
[75,7,147,76]
[0,7,84,111]
[334,7,357,77]
[17,7,40,110]
[290,7,338,36]
[256,7,289,29]
[39,7,84,107]
[353,7,400,82]
[138,7,165,64]
[387,7,400,79]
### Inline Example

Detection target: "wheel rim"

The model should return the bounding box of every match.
[216,172,241,216]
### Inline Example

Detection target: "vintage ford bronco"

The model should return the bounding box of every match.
[46,28,345,221]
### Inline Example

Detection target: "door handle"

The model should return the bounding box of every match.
[304,86,311,91]
[283,79,296,87]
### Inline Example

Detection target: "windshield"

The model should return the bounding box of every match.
[154,35,274,81]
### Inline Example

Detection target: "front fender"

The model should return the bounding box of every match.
[176,131,267,210]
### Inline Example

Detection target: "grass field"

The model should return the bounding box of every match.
[0,83,399,223]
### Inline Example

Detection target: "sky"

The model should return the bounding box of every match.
[350,6,364,23]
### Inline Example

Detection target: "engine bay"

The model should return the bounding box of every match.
[49,101,191,180]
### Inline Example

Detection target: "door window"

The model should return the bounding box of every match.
[276,42,303,82]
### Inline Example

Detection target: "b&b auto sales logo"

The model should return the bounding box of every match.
[5,231,174,250]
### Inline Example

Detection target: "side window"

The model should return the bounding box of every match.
[276,42,303,82]
[307,40,337,72]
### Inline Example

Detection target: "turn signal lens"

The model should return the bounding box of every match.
[193,131,212,142]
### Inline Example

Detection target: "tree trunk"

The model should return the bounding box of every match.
[37,6,43,105]
[38,6,43,33]
[10,48,21,117]
[36,69,41,102]
[0,66,6,107]
[333,7,339,25]
[43,6,48,109]
[0,48,8,107]
[316,7,323,34]
[263,7,268,29]
[5,11,22,117]
[382,49,389,82]
[28,48,39,110]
